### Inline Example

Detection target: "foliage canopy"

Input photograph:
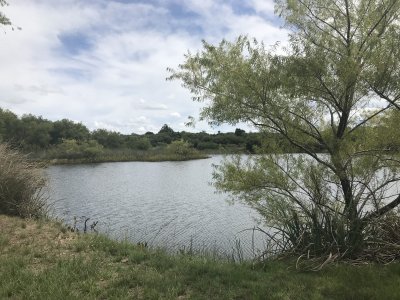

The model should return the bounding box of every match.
[0,108,264,156]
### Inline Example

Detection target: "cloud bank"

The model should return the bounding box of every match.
[0,0,288,134]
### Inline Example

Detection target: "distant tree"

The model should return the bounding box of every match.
[135,137,151,150]
[0,112,53,150]
[0,108,18,143]
[196,141,219,150]
[90,129,107,146]
[19,115,53,149]
[371,109,400,151]
[150,124,181,146]
[126,135,151,151]
[50,119,90,144]
[234,128,245,136]
[158,124,175,135]
[92,129,124,149]
[245,133,261,153]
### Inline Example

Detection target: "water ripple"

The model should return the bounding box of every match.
[46,156,267,258]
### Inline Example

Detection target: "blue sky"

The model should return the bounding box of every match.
[0,0,287,134]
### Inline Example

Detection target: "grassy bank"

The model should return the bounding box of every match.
[30,147,209,165]
[42,152,209,165]
[1,215,400,299]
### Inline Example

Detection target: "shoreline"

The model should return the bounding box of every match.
[32,154,211,165]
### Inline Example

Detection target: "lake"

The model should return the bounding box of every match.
[46,156,267,259]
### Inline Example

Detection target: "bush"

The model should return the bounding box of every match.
[126,137,151,151]
[167,140,197,158]
[196,141,219,150]
[0,143,47,218]
[47,139,104,159]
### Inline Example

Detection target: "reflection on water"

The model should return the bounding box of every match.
[46,156,268,258]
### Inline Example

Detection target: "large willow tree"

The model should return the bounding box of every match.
[170,0,400,259]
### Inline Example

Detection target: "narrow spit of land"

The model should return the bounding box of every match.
[41,152,210,165]
[1,215,400,299]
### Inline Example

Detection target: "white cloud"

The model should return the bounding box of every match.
[170,112,181,118]
[0,0,286,134]
[250,0,275,15]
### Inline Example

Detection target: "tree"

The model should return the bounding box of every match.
[92,129,123,149]
[126,135,151,151]
[51,119,90,144]
[170,0,400,259]
[0,108,19,143]
[234,128,246,136]
[371,108,400,151]
[19,115,53,150]
[0,0,11,27]
[158,124,175,135]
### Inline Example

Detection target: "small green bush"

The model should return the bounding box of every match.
[0,143,47,218]
[47,139,104,159]
[167,140,197,159]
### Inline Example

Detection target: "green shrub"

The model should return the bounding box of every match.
[0,143,47,218]
[196,141,219,150]
[47,139,104,159]
[167,140,197,159]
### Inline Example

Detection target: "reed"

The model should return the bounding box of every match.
[0,143,47,218]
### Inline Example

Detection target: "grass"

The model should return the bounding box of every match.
[1,215,400,299]
[0,144,47,218]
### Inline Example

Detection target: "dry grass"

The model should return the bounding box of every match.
[0,143,47,218]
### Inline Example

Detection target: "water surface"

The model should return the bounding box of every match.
[46,156,267,258]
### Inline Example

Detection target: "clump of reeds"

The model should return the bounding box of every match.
[255,207,400,270]
[0,143,47,218]
[360,210,400,264]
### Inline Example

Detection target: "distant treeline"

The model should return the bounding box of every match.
[3,107,397,160]
[0,108,272,159]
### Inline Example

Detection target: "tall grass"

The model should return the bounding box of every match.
[0,143,47,218]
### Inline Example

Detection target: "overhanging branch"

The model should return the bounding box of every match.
[362,194,400,222]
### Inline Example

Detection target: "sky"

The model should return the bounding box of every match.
[0,0,288,134]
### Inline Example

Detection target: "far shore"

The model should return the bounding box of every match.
[43,154,210,165]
